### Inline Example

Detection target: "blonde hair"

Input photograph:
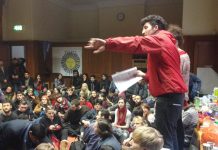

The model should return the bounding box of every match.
[80,83,91,99]
[132,116,146,126]
[132,126,164,150]
[34,143,54,150]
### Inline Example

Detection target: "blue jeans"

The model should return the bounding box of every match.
[155,93,184,150]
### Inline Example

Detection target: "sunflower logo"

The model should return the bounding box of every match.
[61,51,80,74]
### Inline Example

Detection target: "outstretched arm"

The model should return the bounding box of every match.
[84,38,106,54]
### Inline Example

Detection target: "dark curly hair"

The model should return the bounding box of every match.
[96,118,112,138]
[140,15,168,30]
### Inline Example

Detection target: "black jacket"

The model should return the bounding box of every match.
[0,119,49,150]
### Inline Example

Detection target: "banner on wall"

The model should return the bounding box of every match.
[52,47,82,76]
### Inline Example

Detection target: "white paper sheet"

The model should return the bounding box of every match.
[112,67,143,93]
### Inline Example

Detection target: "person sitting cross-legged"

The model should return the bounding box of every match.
[60,99,89,150]
[40,105,63,140]
[112,97,131,143]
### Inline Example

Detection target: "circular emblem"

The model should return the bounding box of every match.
[61,51,80,74]
[116,12,125,21]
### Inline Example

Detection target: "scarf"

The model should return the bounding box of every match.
[117,107,127,125]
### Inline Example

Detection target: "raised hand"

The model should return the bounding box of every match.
[84,38,106,54]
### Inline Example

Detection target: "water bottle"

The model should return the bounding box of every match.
[213,87,218,97]
[194,97,201,110]
[203,143,212,150]
[214,111,218,124]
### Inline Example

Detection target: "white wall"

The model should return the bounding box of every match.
[197,67,218,94]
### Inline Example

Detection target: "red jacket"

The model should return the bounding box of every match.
[105,30,187,97]
[80,101,93,110]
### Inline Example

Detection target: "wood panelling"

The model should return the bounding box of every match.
[215,36,218,72]
[0,43,11,66]
[3,35,218,85]
[25,42,38,76]
[0,2,2,40]
[83,47,132,78]
[195,41,215,68]
[184,35,218,73]
[52,43,132,80]
[4,41,51,80]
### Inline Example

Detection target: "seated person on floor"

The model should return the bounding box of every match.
[95,118,121,150]
[0,119,50,150]
[189,73,201,103]
[128,95,143,111]
[34,143,54,150]
[40,105,63,140]
[0,100,17,123]
[82,109,111,150]
[122,126,164,150]
[122,116,148,148]
[64,87,78,103]
[112,97,132,143]
[182,102,198,147]
[81,99,103,123]
[79,90,93,110]
[33,95,51,117]
[60,100,89,147]
[89,90,99,105]
[14,100,34,120]
[54,94,69,114]
[133,79,148,102]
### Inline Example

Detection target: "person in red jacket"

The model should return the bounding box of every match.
[85,15,187,150]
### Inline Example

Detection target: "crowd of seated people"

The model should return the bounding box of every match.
[0,59,199,150]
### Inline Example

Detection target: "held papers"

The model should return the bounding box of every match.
[112,67,143,93]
